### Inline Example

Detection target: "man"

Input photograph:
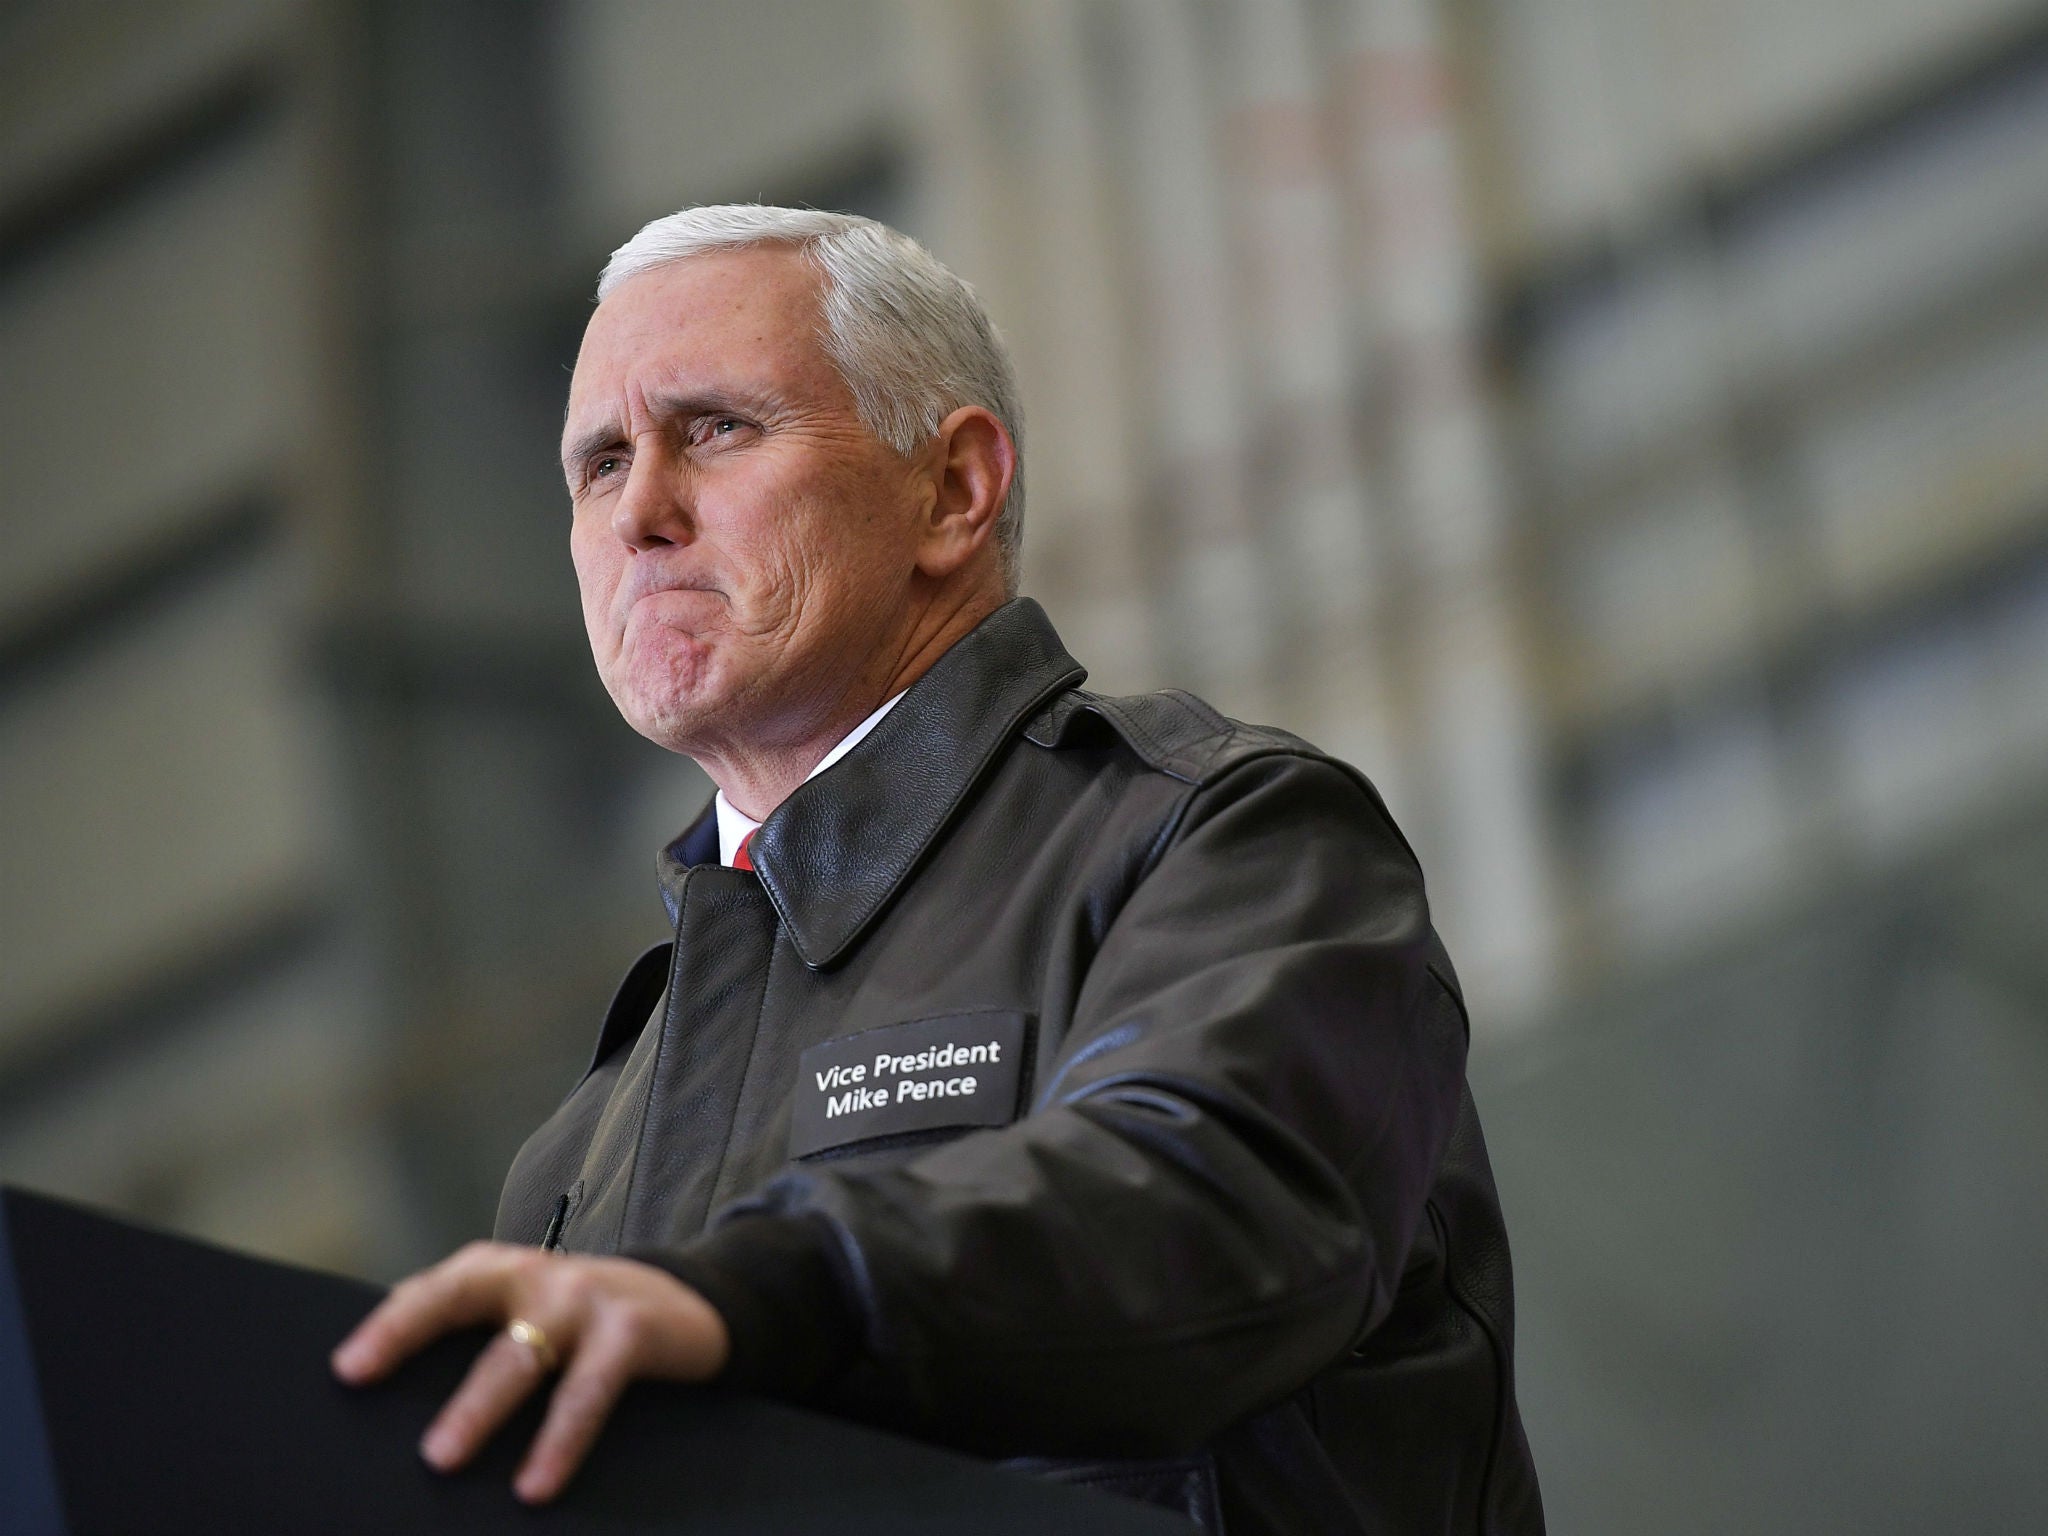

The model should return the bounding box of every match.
[333,205,1543,1535]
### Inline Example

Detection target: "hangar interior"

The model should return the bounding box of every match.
[2,2,2044,1528]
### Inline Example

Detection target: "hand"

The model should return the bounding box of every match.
[331,1242,730,1503]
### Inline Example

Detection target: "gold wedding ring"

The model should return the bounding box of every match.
[506,1317,559,1372]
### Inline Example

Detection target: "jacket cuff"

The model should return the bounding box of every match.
[625,1214,862,1399]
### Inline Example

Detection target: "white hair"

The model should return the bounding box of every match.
[598,205,1025,594]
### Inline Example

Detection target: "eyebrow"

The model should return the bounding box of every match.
[561,419,628,479]
[560,386,779,479]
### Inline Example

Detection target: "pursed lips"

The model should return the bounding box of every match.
[612,579,729,650]
[618,572,724,618]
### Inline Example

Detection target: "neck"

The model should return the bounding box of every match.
[696,587,1004,820]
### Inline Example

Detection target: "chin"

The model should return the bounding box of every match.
[612,687,727,755]
[602,633,733,749]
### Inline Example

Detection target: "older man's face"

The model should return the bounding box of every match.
[562,247,927,759]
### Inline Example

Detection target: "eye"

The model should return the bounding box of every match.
[695,414,752,447]
[591,453,624,481]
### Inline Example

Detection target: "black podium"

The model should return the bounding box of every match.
[0,1187,1196,1534]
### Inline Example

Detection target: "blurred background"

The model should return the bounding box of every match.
[3,0,2045,1528]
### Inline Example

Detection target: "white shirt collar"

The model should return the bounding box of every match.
[713,691,907,867]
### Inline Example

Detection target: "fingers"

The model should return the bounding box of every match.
[512,1312,639,1503]
[332,1241,542,1384]
[332,1248,732,1505]
[508,1266,729,1502]
[418,1322,563,1475]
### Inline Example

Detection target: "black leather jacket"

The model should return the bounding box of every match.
[496,599,1543,1535]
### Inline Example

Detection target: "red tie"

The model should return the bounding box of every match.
[732,830,756,871]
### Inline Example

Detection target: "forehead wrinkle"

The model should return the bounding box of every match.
[562,362,767,449]
[639,380,786,424]
[561,411,626,477]
[560,255,833,475]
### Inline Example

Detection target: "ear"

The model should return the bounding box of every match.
[913,405,1014,582]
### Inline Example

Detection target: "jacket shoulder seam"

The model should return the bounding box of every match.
[1031,687,1332,788]
[1161,743,1425,878]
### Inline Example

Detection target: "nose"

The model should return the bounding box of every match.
[610,444,693,553]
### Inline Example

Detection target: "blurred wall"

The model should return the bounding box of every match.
[2,0,2045,1529]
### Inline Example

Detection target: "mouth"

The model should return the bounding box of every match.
[624,568,722,604]
[621,582,726,635]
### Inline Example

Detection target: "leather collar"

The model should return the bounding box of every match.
[657,598,1086,969]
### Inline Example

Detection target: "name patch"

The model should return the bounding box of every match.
[790,1011,1030,1158]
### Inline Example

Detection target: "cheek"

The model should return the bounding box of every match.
[569,522,622,632]
[804,464,921,573]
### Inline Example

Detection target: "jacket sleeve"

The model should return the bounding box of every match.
[631,752,1470,1456]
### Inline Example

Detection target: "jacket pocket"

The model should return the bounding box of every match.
[539,1179,585,1252]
